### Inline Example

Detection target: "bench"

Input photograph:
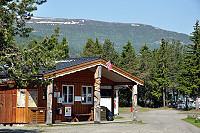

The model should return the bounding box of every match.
[72,113,92,122]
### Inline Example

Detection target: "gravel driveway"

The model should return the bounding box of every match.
[0,109,200,133]
[138,109,200,133]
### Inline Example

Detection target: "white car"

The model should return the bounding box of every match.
[192,99,200,109]
[177,98,194,109]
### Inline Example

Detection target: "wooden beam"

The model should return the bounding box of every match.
[132,84,137,121]
[46,83,53,124]
[114,82,135,85]
[111,85,114,116]
[94,66,102,123]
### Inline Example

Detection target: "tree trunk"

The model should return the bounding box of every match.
[166,88,168,107]
[196,96,199,111]
[163,87,166,107]
[186,95,188,110]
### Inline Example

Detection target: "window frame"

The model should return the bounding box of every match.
[62,85,74,105]
[81,86,93,104]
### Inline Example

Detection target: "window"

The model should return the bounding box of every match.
[101,89,111,98]
[62,85,74,104]
[82,86,93,104]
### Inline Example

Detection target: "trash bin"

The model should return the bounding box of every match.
[100,106,107,121]
[106,108,114,121]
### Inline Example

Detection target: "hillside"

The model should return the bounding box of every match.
[16,17,191,56]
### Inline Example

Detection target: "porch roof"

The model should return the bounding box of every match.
[43,57,144,86]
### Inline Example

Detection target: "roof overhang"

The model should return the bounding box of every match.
[43,59,144,86]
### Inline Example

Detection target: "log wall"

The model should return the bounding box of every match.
[0,86,46,124]
[53,69,114,122]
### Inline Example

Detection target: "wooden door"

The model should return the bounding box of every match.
[0,93,16,123]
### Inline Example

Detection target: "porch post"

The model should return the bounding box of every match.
[47,83,53,124]
[111,85,114,116]
[94,66,102,123]
[132,84,138,121]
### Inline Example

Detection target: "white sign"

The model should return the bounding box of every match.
[75,96,81,101]
[65,105,71,117]
[57,98,62,103]
[57,92,60,98]
[54,92,57,97]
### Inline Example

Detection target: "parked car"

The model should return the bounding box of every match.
[177,98,194,109]
[192,98,200,109]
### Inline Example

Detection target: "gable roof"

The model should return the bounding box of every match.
[43,57,144,86]
[0,57,144,85]
[46,57,101,74]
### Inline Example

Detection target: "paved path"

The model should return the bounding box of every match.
[0,109,200,133]
[138,109,200,133]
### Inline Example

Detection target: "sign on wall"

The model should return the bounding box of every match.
[28,89,38,107]
[17,89,26,107]
[54,92,57,98]
[75,96,81,101]
[57,98,62,103]
[65,105,71,117]
[57,92,60,98]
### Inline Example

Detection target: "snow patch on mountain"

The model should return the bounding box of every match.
[35,21,81,25]
[131,24,140,26]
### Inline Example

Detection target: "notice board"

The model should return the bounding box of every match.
[65,105,71,117]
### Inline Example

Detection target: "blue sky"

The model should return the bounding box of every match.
[33,0,200,35]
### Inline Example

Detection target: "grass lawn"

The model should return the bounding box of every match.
[119,106,151,114]
[179,109,200,115]
[119,106,173,114]
[182,117,200,128]
[114,116,123,119]
[180,109,200,128]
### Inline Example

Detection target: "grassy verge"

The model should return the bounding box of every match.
[119,106,151,114]
[114,116,123,119]
[155,106,172,110]
[132,120,147,124]
[182,117,200,128]
[179,109,200,115]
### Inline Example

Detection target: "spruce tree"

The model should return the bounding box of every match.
[120,40,139,75]
[178,20,200,110]
[150,39,170,107]
[102,39,119,65]
[149,49,163,107]
[167,40,183,103]
[159,39,171,107]
[94,38,103,57]
[138,44,152,107]
[82,38,95,57]
[138,44,151,79]
[82,38,102,57]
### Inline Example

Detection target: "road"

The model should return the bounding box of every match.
[0,109,200,133]
[138,109,200,133]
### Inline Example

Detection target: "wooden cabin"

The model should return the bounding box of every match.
[0,57,144,124]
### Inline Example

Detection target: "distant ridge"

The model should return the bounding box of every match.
[16,16,190,56]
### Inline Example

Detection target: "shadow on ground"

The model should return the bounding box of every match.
[0,129,45,133]
[54,120,145,126]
